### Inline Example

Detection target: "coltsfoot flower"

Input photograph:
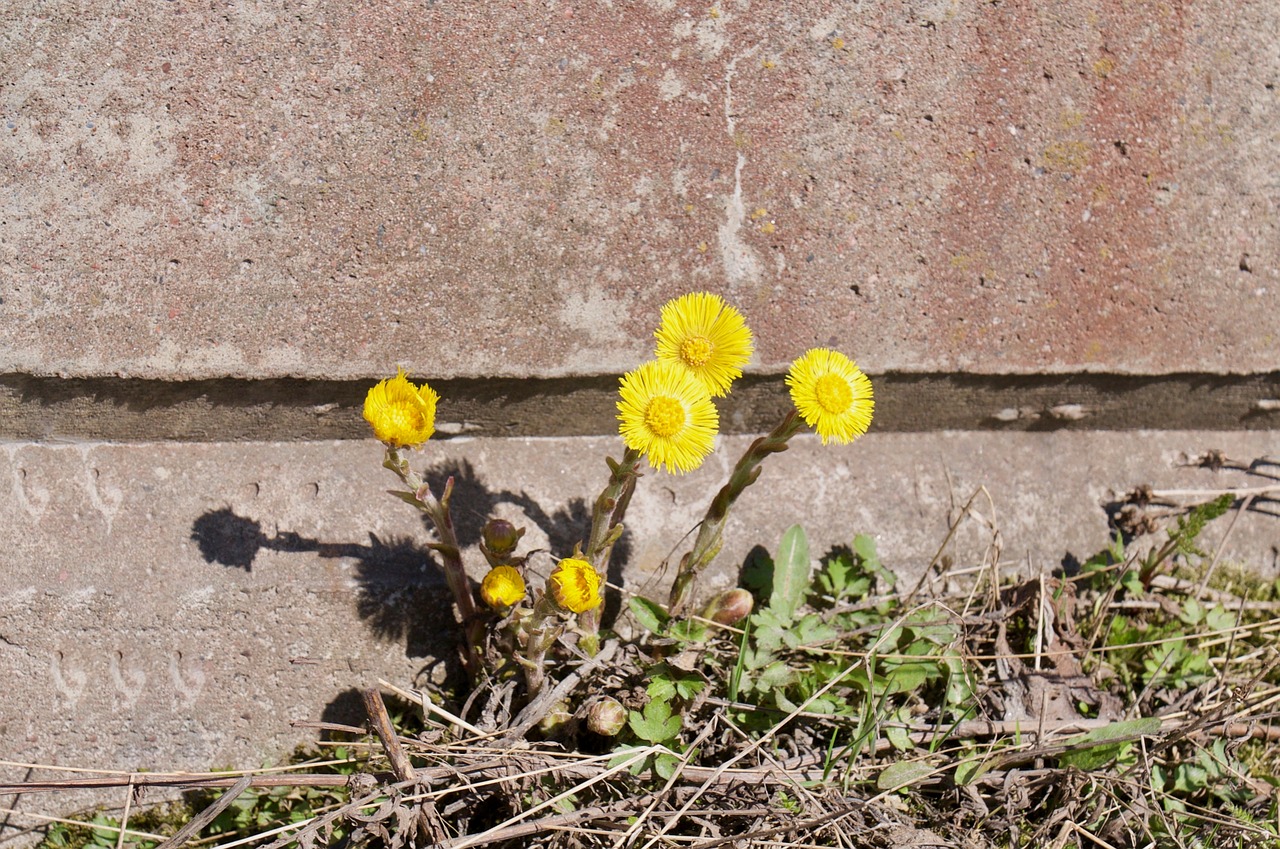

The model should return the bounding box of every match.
[654,292,754,397]
[548,557,602,614]
[786,348,874,445]
[480,565,526,611]
[363,368,440,448]
[617,360,718,474]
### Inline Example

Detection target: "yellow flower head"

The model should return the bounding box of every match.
[548,557,602,614]
[654,292,754,397]
[617,360,719,474]
[363,368,440,448]
[480,565,526,611]
[786,348,874,445]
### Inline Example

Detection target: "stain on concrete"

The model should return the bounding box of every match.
[4,1,1274,380]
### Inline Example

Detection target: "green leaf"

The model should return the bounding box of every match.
[1205,604,1235,632]
[955,755,996,786]
[728,619,750,703]
[815,551,852,597]
[653,752,681,781]
[608,744,652,775]
[751,608,789,653]
[629,597,669,634]
[769,524,811,623]
[1056,717,1162,770]
[674,675,705,701]
[646,665,706,702]
[755,660,795,693]
[783,614,839,649]
[943,654,976,708]
[885,724,913,752]
[854,534,895,589]
[880,663,934,695]
[629,700,682,744]
[647,676,677,703]
[387,490,423,508]
[1180,597,1205,626]
[876,760,936,791]
[669,618,708,643]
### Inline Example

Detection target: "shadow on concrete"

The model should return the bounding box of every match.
[190,506,456,658]
[318,687,368,730]
[189,457,635,664]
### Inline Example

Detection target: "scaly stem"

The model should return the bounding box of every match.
[577,447,643,653]
[384,448,483,681]
[668,410,804,615]
[519,594,563,697]
[585,447,643,571]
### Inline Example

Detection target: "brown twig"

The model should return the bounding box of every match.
[362,688,417,783]
[0,774,363,796]
[154,774,253,849]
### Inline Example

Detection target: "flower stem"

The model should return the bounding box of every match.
[519,594,563,697]
[668,410,804,614]
[585,447,643,571]
[577,447,642,651]
[384,448,483,680]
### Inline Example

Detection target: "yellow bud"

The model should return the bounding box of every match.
[547,557,602,614]
[480,565,526,611]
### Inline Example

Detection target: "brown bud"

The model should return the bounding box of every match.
[585,697,627,736]
[700,588,754,626]
[482,519,525,557]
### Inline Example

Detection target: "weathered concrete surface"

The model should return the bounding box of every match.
[3,1,1278,380]
[2,431,1277,826]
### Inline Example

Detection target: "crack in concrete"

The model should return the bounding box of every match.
[2,372,1278,442]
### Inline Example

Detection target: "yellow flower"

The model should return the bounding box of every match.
[786,348,874,445]
[548,557,602,614]
[654,292,754,397]
[617,360,719,474]
[480,565,526,611]
[363,368,439,448]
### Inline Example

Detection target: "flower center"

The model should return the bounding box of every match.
[814,374,852,414]
[391,405,426,432]
[644,396,686,438]
[680,336,714,368]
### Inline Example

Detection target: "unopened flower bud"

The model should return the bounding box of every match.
[585,697,627,736]
[480,565,526,611]
[700,588,754,626]
[482,519,525,558]
[538,700,574,735]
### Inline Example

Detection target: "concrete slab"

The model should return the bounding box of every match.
[2,430,1277,829]
[3,1,1278,380]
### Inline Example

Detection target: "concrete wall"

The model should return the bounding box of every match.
[2,0,1279,831]
[3,0,1277,380]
